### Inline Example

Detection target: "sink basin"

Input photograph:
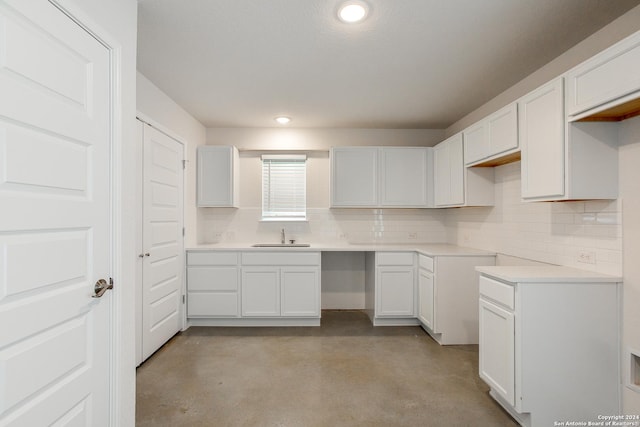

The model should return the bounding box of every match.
[251,243,311,248]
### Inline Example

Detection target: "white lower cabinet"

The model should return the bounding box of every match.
[418,254,495,345]
[241,267,280,317]
[417,267,434,329]
[187,250,321,325]
[367,252,417,325]
[186,251,240,317]
[478,270,621,427]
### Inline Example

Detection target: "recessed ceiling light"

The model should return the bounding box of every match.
[274,116,291,125]
[338,1,369,23]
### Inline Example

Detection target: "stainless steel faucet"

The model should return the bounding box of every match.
[281,228,285,244]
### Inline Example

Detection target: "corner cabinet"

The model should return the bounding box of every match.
[417,253,495,345]
[433,133,493,207]
[519,77,618,201]
[330,147,432,208]
[196,145,239,207]
[477,269,621,427]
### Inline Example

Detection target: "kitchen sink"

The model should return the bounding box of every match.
[251,243,311,248]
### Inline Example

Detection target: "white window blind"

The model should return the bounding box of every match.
[262,155,306,220]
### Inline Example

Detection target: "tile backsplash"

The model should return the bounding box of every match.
[197,160,622,276]
[446,161,622,275]
[198,208,448,245]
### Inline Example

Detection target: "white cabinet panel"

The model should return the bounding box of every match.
[376,267,415,317]
[519,78,565,200]
[418,269,434,330]
[463,122,487,165]
[330,147,378,207]
[241,268,280,317]
[487,103,518,157]
[187,267,238,291]
[566,30,640,118]
[479,298,515,406]
[188,293,238,317]
[435,133,479,207]
[281,267,320,317]
[380,147,429,207]
[197,146,239,207]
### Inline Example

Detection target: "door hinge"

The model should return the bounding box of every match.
[182,159,187,170]
[182,227,185,237]
[182,295,186,304]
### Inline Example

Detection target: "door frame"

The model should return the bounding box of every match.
[48,1,132,424]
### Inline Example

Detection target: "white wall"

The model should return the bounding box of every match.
[57,0,138,424]
[137,72,207,247]
[619,116,640,413]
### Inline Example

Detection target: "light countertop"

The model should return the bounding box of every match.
[476,265,622,283]
[187,243,496,257]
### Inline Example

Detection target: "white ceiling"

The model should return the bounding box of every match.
[137,0,640,129]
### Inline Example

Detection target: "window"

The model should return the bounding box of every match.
[261,154,306,220]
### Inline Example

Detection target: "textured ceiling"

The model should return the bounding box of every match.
[137,0,640,129]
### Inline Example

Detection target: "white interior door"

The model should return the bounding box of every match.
[0,1,112,425]
[141,124,184,361]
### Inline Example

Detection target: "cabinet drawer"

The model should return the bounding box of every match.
[418,254,434,272]
[188,292,238,317]
[187,251,238,266]
[479,276,514,310]
[377,252,415,266]
[242,251,320,266]
[187,267,238,291]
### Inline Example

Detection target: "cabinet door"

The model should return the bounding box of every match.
[380,147,428,207]
[241,267,280,316]
[433,140,451,206]
[331,147,378,207]
[281,267,320,317]
[566,31,640,117]
[197,146,237,207]
[479,298,515,406]
[418,269,435,330]
[376,267,415,317]
[463,122,488,165]
[448,134,465,205]
[487,103,518,156]
[519,78,565,200]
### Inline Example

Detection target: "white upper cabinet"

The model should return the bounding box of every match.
[331,146,432,208]
[434,133,493,208]
[462,122,488,165]
[464,103,519,166]
[380,147,431,207]
[197,146,239,207]
[519,77,619,202]
[519,78,565,200]
[566,30,640,120]
[331,147,378,207]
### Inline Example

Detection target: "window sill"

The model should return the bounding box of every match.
[260,217,308,223]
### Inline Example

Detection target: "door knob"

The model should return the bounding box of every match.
[92,278,113,298]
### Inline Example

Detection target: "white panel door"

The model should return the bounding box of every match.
[281,267,320,317]
[448,134,465,206]
[241,268,280,316]
[376,267,415,317]
[418,269,435,330]
[142,124,184,361]
[519,78,565,200]
[379,147,428,207]
[0,1,112,425]
[479,298,515,406]
[330,147,378,207]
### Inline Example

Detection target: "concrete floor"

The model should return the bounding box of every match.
[136,310,518,426]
